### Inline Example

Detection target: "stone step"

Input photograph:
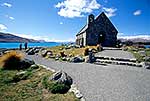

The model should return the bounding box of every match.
[103,47,122,50]
[95,59,142,67]
[95,56,137,63]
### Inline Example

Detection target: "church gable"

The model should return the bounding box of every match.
[76,12,118,47]
[95,12,118,34]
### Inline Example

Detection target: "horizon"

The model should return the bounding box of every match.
[0,0,150,42]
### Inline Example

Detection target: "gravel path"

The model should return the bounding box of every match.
[26,55,150,101]
[95,50,135,59]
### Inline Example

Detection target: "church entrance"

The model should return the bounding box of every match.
[98,32,105,44]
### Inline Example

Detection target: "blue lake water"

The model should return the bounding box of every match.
[0,42,61,49]
[145,45,150,48]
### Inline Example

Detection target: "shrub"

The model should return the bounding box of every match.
[60,51,67,57]
[0,51,23,70]
[50,83,70,94]
[42,76,70,94]
[84,48,89,56]
[96,44,103,52]
[13,71,32,82]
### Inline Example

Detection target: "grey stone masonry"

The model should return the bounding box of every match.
[76,12,118,47]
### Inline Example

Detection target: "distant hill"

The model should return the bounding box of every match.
[118,37,150,43]
[0,32,42,42]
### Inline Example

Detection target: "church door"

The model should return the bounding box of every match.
[98,32,105,44]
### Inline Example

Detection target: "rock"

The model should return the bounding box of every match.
[138,51,146,57]
[30,64,39,69]
[96,44,103,52]
[34,48,40,53]
[88,51,95,63]
[50,70,73,86]
[41,50,52,57]
[16,71,27,75]
[85,56,89,63]
[55,54,60,60]
[143,56,150,62]
[142,62,150,69]
[20,58,35,69]
[60,51,67,57]
[41,50,47,57]
[70,56,85,63]
[27,48,35,55]
[25,48,31,53]
[47,51,53,57]
[75,90,83,99]
[61,57,68,61]
[13,71,28,82]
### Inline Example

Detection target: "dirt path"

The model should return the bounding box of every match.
[26,54,150,101]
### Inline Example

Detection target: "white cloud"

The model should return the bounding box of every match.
[60,22,63,24]
[102,7,117,17]
[2,3,12,7]
[118,35,150,40]
[133,10,141,16]
[9,16,14,20]
[5,15,15,20]
[0,24,7,31]
[12,33,75,42]
[55,0,101,18]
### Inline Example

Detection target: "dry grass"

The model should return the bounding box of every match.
[0,66,79,101]
[47,45,97,57]
[0,51,24,69]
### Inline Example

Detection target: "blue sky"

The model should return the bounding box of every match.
[0,0,150,42]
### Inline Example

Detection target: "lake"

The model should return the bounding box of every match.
[0,42,61,49]
[145,45,150,48]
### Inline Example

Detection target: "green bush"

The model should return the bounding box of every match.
[13,71,32,82]
[50,83,70,94]
[42,76,70,94]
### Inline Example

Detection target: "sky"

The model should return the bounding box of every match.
[0,0,150,42]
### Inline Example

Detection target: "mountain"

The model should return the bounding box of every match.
[118,37,150,43]
[0,32,41,42]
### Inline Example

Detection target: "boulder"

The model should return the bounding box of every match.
[143,56,150,62]
[30,64,39,69]
[70,56,85,63]
[47,51,53,57]
[55,54,60,60]
[27,48,35,55]
[41,50,52,57]
[88,51,95,63]
[138,51,146,57]
[50,70,73,86]
[41,50,47,57]
[142,62,150,69]
[20,58,35,69]
[34,48,40,53]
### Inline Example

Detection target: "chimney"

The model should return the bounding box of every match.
[87,14,94,25]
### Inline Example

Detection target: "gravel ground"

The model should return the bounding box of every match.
[26,54,150,101]
[95,50,135,59]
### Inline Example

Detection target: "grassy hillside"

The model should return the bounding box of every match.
[0,66,78,101]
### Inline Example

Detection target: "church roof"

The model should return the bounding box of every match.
[76,24,88,36]
[76,12,118,36]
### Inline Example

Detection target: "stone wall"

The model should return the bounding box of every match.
[76,12,118,47]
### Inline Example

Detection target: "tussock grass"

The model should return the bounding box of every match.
[0,66,78,101]
[0,51,24,70]
[47,45,97,57]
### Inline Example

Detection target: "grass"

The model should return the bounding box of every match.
[47,45,98,57]
[127,46,150,62]
[0,66,79,101]
[0,51,24,70]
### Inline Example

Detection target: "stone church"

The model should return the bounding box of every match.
[76,12,118,47]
